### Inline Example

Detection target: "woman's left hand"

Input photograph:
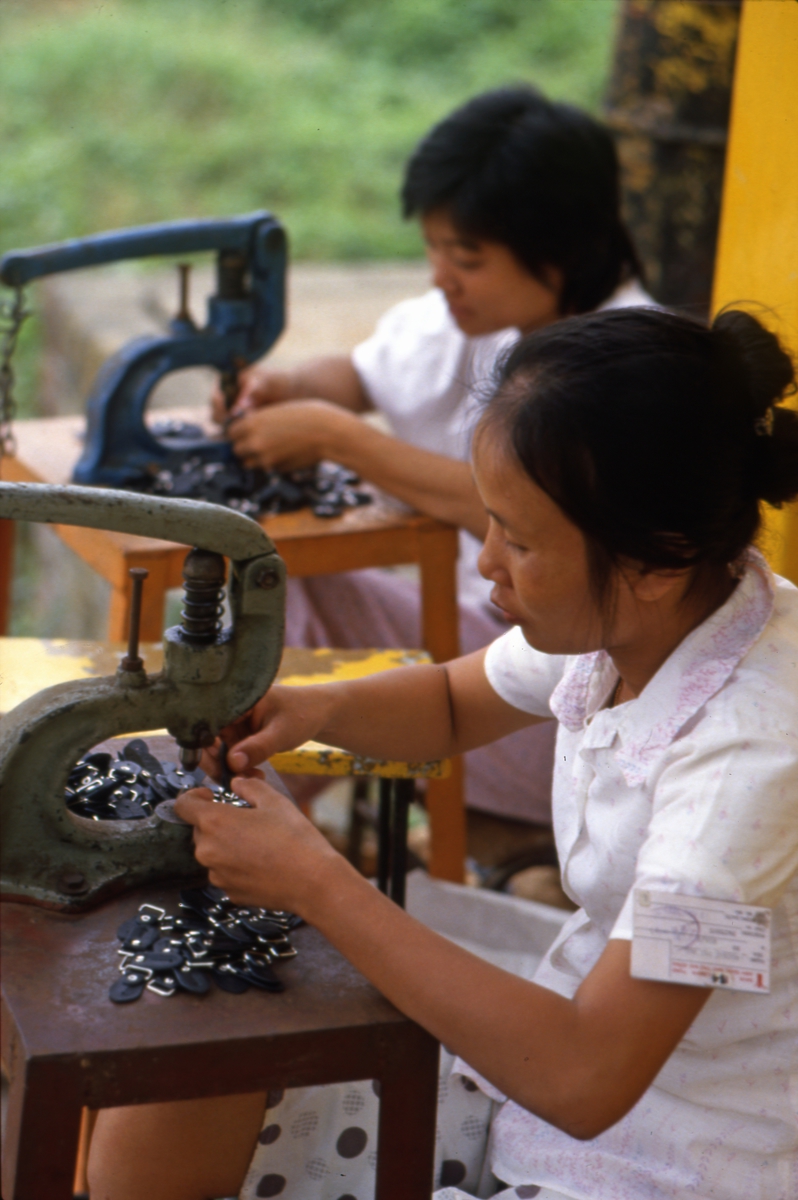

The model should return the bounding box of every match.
[173,775,344,913]
[227,398,354,472]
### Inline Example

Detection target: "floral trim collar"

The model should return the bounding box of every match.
[549,549,776,787]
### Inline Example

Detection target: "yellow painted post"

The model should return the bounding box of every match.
[711,0,798,582]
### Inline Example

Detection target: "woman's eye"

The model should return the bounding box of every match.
[454,257,483,271]
[506,539,527,553]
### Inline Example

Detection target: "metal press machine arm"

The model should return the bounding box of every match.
[0,481,286,910]
[0,212,287,486]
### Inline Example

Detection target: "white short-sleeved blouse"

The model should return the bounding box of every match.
[465,550,798,1200]
[351,280,657,612]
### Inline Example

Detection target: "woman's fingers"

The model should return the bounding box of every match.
[174,776,339,911]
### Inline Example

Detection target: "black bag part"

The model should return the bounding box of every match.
[242,952,285,989]
[81,751,114,773]
[109,973,149,1004]
[202,884,230,905]
[120,924,160,952]
[204,935,250,960]
[212,965,250,993]
[173,964,213,995]
[149,774,176,801]
[129,949,186,971]
[147,972,178,997]
[215,918,253,944]
[122,738,166,777]
[155,774,181,799]
[240,916,290,940]
[179,887,218,916]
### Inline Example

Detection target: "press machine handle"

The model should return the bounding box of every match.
[0,211,284,287]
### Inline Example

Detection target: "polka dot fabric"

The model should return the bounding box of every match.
[239,1049,569,1199]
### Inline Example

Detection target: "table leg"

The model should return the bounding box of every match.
[417,525,459,665]
[2,1059,83,1200]
[375,1023,439,1200]
[377,779,392,895]
[426,761,467,884]
[417,524,466,882]
[389,779,414,909]
[0,517,15,635]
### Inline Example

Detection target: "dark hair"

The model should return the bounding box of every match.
[402,86,642,315]
[480,307,798,603]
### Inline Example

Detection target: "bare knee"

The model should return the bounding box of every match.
[87,1091,266,1200]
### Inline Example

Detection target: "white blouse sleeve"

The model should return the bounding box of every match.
[484,625,567,717]
[611,699,798,941]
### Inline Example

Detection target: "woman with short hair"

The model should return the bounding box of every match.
[216,86,655,824]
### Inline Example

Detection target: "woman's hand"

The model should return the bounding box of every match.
[174,776,347,913]
[226,399,357,472]
[202,683,336,779]
[210,364,297,425]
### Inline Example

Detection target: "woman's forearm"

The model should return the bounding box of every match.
[229,653,539,772]
[299,857,710,1141]
[323,414,489,539]
[287,355,372,413]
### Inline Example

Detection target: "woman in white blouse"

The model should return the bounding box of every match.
[209,86,656,825]
[91,307,798,1200]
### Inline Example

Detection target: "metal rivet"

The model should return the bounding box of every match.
[256,567,280,590]
[59,871,89,894]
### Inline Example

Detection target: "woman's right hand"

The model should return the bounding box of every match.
[202,683,336,778]
[210,364,297,425]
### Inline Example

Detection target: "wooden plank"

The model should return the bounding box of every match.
[711,0,798,583]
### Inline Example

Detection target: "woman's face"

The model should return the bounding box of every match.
[474,429,607,656]
[421,209,562,337]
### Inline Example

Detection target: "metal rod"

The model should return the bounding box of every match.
[176,262,192,322]
[389,779,414,909]
[120,567,148,671]
[218,740,232,790]
[376,779,392,895]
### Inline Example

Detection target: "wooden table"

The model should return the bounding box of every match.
[1,639,451,1197]
[1,885,439,1200]
[0,413,460,661]
[0,413,466,880]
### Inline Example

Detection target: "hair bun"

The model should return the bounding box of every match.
[712,309,798,508]
[712,308,795,418]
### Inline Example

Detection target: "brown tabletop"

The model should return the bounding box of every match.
[1,884,438,1200]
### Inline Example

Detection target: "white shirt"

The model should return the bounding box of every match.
[465,550,798,1199]
[352,279,657,611]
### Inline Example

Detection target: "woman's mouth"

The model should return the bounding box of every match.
[490,587,518,623]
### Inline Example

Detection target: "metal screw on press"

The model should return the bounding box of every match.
[120,567,149,673]
[176,547,227,772]
[174,262,196,330]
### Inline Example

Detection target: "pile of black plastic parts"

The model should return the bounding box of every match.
[111,887,301,1003]
[66,745,302,1003]
[131,421,372,519]
[66,740,204,820]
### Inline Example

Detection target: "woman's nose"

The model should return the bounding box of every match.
[477,534,505,583]
[428,253,458,296]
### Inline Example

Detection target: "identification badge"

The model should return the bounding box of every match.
[631,889,770,993]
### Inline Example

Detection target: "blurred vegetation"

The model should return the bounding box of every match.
[1,0,618,261]
[1,0,618,418]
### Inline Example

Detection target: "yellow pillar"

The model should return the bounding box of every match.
[711,0,798,582]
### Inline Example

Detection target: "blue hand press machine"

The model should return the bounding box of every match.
[0,212,286,486]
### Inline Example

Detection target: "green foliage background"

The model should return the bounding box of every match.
[2,0,619,631]
[2,0,619,261]
[1,0,619,418]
